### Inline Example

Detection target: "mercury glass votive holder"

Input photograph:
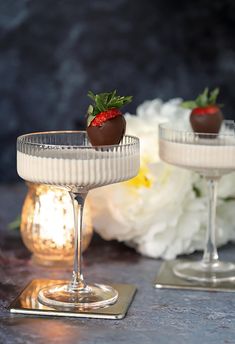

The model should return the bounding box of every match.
[20,183,93,267]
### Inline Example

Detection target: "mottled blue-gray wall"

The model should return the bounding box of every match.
[1,0,235,181]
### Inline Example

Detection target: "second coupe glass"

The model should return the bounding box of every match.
[159,121,235,282]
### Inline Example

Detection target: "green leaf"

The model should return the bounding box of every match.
[181,87,221,111]
[87,104,94,116]
[181,101,197,109]
[8,215,21,230]
[95,95,106,112]
[223,196,235,202]
[86,90,133,126]
[195,87,209,107]
[193,185,201,198]
[209,88,220,104]
[87,91,96,101]
[108,90,117,104]
[87,114,96,127]
[108,95,133,108]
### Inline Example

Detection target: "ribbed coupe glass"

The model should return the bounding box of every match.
[17,131,140,309]
[159,121,235,282]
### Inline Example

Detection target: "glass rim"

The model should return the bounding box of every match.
[17,130,139,149]
[159,120,235,137]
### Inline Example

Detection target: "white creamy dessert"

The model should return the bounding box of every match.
[17,150,139,189]
[159,138,235,177]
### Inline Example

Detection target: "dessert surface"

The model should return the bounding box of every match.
[17,149,139,187]
[159,137,235,176]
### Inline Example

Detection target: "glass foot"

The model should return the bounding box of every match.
[173,260,235,282]
[38,283,118,309]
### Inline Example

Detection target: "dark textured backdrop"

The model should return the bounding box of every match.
[1,0,235,181]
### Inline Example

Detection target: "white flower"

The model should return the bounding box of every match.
[90,98,235,259]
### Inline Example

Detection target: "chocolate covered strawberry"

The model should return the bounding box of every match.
[86,90,132,146]
[182,88,224,134]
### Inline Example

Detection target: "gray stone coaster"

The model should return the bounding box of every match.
[9,279,137,319]
[155,260,235,292]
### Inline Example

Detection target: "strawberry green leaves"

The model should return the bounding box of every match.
[181,87,220,109]
[87,90,132,127]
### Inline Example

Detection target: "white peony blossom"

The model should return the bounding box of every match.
[89,98,235,259]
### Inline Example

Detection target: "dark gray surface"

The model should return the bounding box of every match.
[1,0,235,181]
[0,183,235,344]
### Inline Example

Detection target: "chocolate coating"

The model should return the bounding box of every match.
[190,110,224,134]
[87,115,126,146]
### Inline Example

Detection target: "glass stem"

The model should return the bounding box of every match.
[69,191,88,291]
[202,178,219,266]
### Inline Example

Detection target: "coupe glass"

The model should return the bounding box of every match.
[17,131,140,309]
[159,121,235,282]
